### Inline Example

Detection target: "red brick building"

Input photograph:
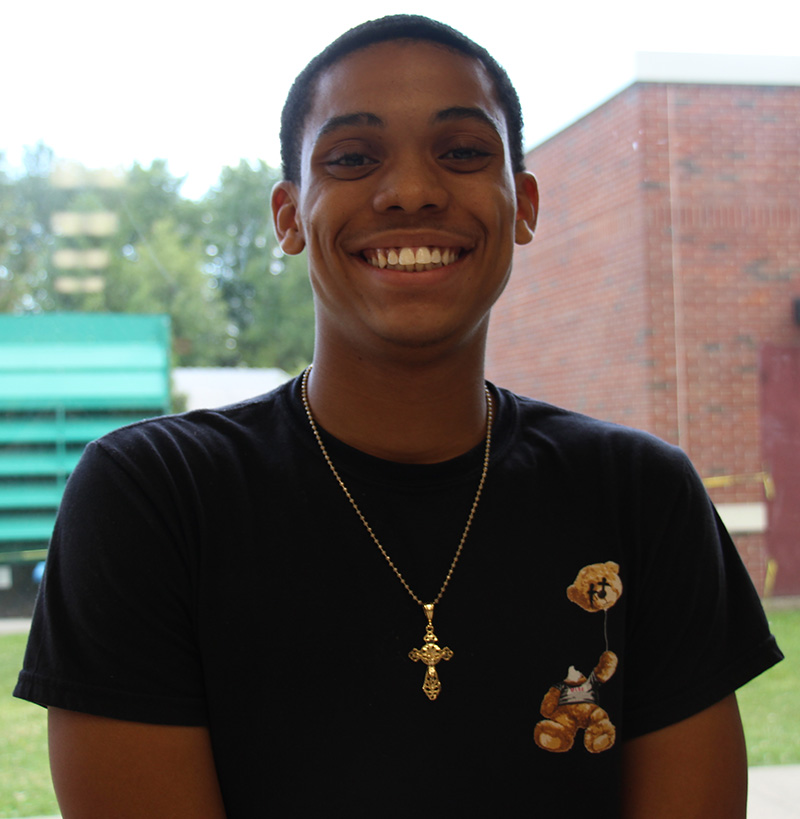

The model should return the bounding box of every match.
[487,54,800,595]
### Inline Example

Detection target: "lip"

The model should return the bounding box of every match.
[346,230,476,254]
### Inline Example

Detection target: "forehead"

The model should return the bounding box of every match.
[303,40,506,146]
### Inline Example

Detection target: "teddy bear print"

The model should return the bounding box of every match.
[566,561,623,612]
[534,561,623,755]
[534,650,618,753]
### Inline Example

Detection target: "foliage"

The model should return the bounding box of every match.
[199,160,314,370]
[105,217,228,366]
[0,144,65,314]
[0,148,315,372]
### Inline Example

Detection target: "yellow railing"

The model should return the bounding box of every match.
[702,471,775,500]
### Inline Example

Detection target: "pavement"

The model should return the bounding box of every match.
[4,617,798,817]
[0,617,33,634]
[748,766,800,818]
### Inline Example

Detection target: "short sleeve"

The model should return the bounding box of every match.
[14,437,208,725]
[618,447,782,738]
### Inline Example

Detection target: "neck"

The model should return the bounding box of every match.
[305,347,490,464]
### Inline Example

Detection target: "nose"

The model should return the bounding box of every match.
[372,153,448,214]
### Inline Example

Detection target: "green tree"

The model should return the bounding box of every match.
[200,161,314,371]
[1,150,314,370]
[104,216,227,366]
[117,160,203,246]
[0,144,66,312]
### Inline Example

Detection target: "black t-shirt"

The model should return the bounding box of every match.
[15,378,783,816]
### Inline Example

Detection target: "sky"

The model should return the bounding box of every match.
[4,0,799,199]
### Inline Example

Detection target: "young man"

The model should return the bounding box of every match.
[16,15,782,817]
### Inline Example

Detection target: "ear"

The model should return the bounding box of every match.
[271,181,306,255]
[514,171,539,245]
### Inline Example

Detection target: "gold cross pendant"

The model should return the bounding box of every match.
[408,604,453,700]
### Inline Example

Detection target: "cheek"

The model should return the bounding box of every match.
[301,199,348,255]
[481,191,519,239]
[300,215,334,260]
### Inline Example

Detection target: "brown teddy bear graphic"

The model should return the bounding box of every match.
[534,650,618,753]
[566,561,623,612]
[534,561,623,754]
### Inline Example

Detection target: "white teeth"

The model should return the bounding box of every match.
[363,246,462,271]
[398,247,416,265]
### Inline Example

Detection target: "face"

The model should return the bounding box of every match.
[272,40,538,358]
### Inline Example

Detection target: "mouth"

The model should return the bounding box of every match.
[361,246,464,272]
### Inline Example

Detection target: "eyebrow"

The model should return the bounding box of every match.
[317,112,384,138]
[316,106,503,141]
[432,106,503,136]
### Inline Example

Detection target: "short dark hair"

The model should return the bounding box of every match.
[279,14,525,183]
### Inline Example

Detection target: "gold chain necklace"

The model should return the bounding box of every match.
[300,365,493,700]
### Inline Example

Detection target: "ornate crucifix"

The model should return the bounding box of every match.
[408,604,453,700]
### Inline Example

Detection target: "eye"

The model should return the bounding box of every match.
[324,151,379,180]
[441,146,490,160]
[439,144,493,171]
[328,152,376,167]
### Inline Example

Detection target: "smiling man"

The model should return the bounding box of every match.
[15,15,782,818]
[272,34,537,463]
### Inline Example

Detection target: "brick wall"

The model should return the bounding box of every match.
[487,81,800,590]
[487,85,655,433]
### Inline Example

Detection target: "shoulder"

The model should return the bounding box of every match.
[495,386,692,484]
[69,377,303,498]
[91,377,298,464]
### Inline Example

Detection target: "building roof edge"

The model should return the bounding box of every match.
[635,52,800,87]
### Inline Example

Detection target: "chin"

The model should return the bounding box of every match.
[370,319,485,355]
